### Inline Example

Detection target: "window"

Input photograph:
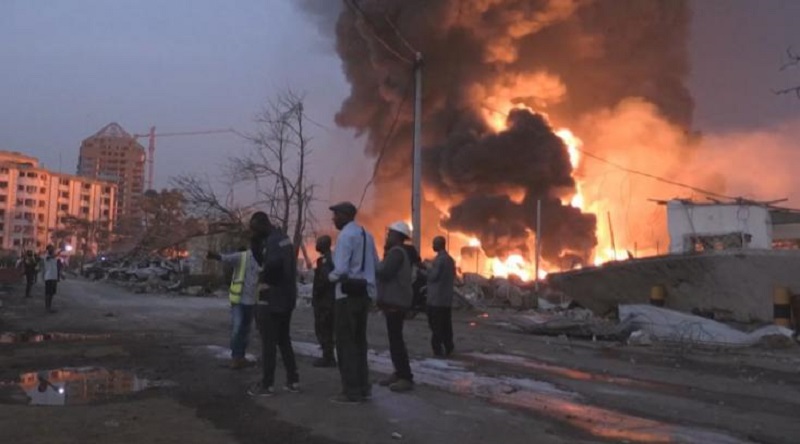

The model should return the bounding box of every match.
[40,187,45,194]
[59,204,68,211]
[103,186,112,194]
[103,209,110,217]
[17,185,23,191]
[26,186,36,193]
[81,206,89,215]
[38,201,45,208]
[0,196,6,203]
[0,167,8,173]
[24,199,34,207]
[15,199,22,206]
[13,239,19,246]
[26,172,36,178]
[83,183,91,190]
[0,210,5,217]
[0,182,7,189]
[37,214,44,223]
[60,191,69,198]
[81,195,90,202]
[60,178,69,186]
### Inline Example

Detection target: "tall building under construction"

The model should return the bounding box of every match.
[77,123,145,222]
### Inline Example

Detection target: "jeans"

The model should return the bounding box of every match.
[230,303,254,359]
[335,296,371,399]
[427,306,454,356]
[313,303,335,361]
[25,273,35,298]
[44,280,57,309]
[257,308,298,387]
[385,309,413,381]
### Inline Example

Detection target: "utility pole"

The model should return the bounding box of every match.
[535,199,542,291]
[412,52,423,250]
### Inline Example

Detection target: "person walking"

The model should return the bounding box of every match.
[42,245,62,313]
[327,202,379,404]
[247,212,300,397]
[207,246,259,370]
[427,236,456,357]
[376,221,415,393]
[312,235,337,368]
[18,250,39,298]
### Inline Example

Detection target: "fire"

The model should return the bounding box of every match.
[555,128,585,209]
[490,254,532,281]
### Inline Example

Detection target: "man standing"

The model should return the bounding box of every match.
[427,236,456,357]
[328,202,379,404]
[247,212,300,397]
[312,235,337,368]
[207,246,259,370]
[42,245,62,313]
[376,221,415,393]
[18,250,38,298]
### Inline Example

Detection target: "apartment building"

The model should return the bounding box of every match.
[77,122,145,221]
[0,151,116,253]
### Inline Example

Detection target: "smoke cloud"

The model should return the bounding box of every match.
[299,0,693,264]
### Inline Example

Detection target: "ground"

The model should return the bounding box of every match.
[1,277,799,444]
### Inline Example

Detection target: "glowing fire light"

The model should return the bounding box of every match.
[468,237,481,247]
[555,128,585,209]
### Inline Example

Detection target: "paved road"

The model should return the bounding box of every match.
[1,278,799,443]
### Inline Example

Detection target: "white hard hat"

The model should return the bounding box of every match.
[387,221,412,239]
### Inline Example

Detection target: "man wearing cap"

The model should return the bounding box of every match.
[328,202,379,404]
[376,221,415,393]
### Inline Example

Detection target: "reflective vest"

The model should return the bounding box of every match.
[228,251,248,304]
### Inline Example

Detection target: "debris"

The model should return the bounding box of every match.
[391,432,403,440]
[619,304,795,347]
[184,286,204,297]
[503,309,627,340]
[627,330,653,346]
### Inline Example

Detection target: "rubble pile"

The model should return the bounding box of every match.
[458,273,537,309]
[82,256,220,297]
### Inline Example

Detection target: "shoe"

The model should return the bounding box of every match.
[378,374,399,387]
[230,358,254,370]
[284,382,300,393]
[389,379,414,393]
[247,383,274,397]
[330,394,362,404]
[312,358,337,368]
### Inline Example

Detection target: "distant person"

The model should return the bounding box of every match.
[42,245,62,313]
[312,235,337,368]
[17,250,39,298]
[376,221,415,393]
[246,212,300,397]
[426,236,456,357]
[328,201,379,404]
[207,245,259,370]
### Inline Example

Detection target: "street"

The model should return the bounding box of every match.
[1,278,799,444]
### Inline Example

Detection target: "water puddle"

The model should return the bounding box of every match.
[0,367,172,406]
[0,331,111,344]
[289,341,749,444]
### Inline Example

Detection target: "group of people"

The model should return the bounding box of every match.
[17,245,64,313]
[213,201,456,404]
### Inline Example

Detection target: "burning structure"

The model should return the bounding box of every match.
[301,0,709,278]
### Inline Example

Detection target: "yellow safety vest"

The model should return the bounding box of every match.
[228,251,248,304]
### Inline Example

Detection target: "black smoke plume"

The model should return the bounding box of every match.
[299,0,693,264]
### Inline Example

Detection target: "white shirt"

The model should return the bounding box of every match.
[329,221,379,300]
[42,255,60,281]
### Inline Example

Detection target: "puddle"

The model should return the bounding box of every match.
[0,367,172,406]
[0,331,111,344]
[289,341,749,444]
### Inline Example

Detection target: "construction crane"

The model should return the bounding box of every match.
[133,127,238,190]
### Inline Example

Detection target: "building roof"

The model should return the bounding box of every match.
[90,122,133,139]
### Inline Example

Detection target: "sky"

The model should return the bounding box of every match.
[1,0,800,201]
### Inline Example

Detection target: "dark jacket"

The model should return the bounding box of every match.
[312,251,335,307]
[427,251,456,307]
[258,230,297,313]
[376,245,413,309]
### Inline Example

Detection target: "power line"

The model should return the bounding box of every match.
[358,77,413,209]
[344,0,414,65]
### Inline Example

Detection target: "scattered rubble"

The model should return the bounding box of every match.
[81,256,220,297]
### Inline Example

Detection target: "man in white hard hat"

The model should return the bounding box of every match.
[376,221,415,393]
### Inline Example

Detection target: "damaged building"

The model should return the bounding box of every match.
[548,199,800,323]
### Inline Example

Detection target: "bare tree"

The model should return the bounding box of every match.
[775,47,800,98]
[171,174,247,228]
[230,90,315,258]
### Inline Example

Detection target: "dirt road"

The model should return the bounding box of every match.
[1,278,798,443]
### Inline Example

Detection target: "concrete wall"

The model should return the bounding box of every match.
[667,201,772,253]
[548,250,800,323]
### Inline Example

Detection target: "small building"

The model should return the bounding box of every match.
[666,199,800,254]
